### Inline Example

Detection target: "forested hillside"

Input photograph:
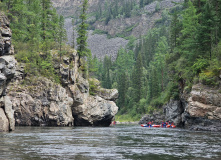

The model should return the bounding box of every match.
[0,0,67,82]
[91,0,221,121]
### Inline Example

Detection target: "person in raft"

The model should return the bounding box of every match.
[147,121,152,127]
[161,121,166,128]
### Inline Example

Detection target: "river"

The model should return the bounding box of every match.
[1,125,221,160]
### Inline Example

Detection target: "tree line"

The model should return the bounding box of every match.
[91,0,221,120]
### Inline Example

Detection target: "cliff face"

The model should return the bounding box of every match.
[4,49,118,128]
[140,83,221,131]
[0,12,16,132]
[181,84,221,131]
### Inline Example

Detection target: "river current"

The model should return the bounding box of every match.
[1,125,221,160]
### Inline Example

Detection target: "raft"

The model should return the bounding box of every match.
[141,124,176,128]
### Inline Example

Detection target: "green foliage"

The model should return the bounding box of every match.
[192,58,209,74]
[199,71,217,86]
[15,49,60,83]
[77,0,91,59]
[199,59,221,86]
[89,79,99,95]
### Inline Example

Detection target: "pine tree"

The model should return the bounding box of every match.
[179,0,199,61]
[117,72,127,108]
[41,0,52,41]
[140,0,144,8]
[197,1,215,59]
[102,55,112,89]
[170,10,182,51]
[132,52,143,103]
[77,0,90,59]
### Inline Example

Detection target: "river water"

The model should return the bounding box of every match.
[1,125,221,160]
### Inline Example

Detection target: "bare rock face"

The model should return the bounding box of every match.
[182,84,221,131]
[0,12,16,132]
[0,108,9,132]
[68,77,118,126]
[162,83,221,131]
[7,77,74,126]
[73,95,118,126]
[4,96,15,131]
[6,49,118,128]
[0,12,14,56]
[164,100,184,126]
[186,84,221,120]
[139,111,165,125]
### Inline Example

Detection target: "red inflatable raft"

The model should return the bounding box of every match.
[141,124,176,128]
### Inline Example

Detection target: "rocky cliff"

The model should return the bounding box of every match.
[140,83,221,132]
[4,49,118,129]
[0,12,16,132]
[0,12,119,132]
[181,84,221,131]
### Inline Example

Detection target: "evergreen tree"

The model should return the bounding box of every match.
[77,0,90,59]
[179,0,199,61]
[170,10,182,51]
[117,72,127,108]
[140,0,144,8]
[102,55,112,89]
[132,53,143,103]
[197,1,215,59]
[41,0,52,41]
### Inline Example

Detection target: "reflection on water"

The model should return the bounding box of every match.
[1,125,221,160]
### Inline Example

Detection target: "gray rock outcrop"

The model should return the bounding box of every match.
[139,111,165,125]
[73,95,118,126]
[182,84,221,131]
[4,49,118,128]
[161,84,221,131]
[7,76,74,126]
[0,108,9,132]
[0,12,15,132]
[140,83,221,131]
[68,76,118,126]
[0,12,14,56]
[164,100,184,126]
[4,96,15,130]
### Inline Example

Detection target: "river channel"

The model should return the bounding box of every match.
[1,125,221,160]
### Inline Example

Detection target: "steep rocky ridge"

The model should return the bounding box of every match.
[0,11,119,132]
[52,0,183,60]
[4,49,118,128]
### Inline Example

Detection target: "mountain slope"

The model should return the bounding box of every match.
[52,0,183,60]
